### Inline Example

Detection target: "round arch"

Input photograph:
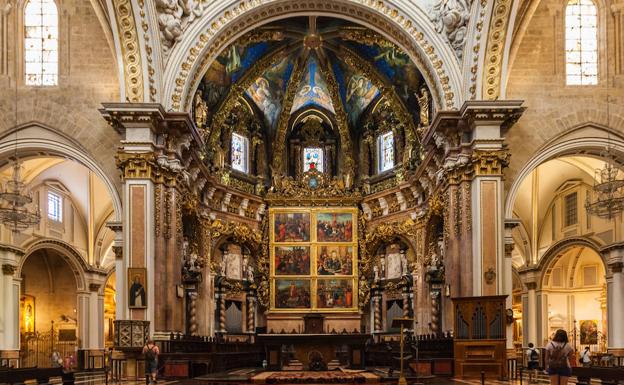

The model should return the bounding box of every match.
[17,239,97,291]
[0,122,122,221]
[536,236,606,290]
[504,124,624,218]
[161,0,463,113]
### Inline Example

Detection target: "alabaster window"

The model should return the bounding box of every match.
[303,147,323,172]
[47,191,62,222]
[24,0,58,86]
[565,0,598,85]
[377,131,395,172]
[231,132,249,173]
[564,191,578,227]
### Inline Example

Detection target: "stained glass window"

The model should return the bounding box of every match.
[303,147,323,173]
[47,191,62,222]
[24,0,58,86]
[565,0,597,85]
[231,132,248,173]
[378,131,394,172]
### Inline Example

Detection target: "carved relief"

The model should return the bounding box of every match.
[112,0,144,102]
[431,0,474,59]
[155,0,204,55]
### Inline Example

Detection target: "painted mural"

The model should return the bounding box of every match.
[346,42,425,125]
[198,42,272,126]
[246,56,293,129]
[332,57,379,126]
[290,55,335,114]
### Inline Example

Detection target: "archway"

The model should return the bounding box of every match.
[20,248,79,367]
[539,244,607,351]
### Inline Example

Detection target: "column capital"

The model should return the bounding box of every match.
[1,264,16,276]
[601,242,624,266]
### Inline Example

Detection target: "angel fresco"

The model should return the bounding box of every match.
[345,74,379,125]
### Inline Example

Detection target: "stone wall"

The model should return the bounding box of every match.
[0,0,121,194]
[505,0,624,187]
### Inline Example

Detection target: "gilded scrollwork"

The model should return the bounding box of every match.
[112,0,144,102]
[209,219,262,248]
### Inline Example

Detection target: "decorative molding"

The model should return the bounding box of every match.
[472,149,510,176]
[430,0,474,59]
[137,0,157,102]
[482,0,513,100]
[209,219,262,249]
[89,283,101,292]
[468,0,488,99]
[2,264,16,276]
[112,0,144,102]
[163,0,461,112]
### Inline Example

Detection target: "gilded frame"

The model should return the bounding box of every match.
[269,207,358,312]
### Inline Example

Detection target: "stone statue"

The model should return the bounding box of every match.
[431,0,472,58]
[219,249,228,276]
[246,265,254,282]
[373,265,380,281]
[380,256,386,278]
[399,249,408,276]
[156,0,206,54]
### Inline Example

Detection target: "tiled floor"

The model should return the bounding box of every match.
[54,371,580,385]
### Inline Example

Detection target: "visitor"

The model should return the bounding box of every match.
[526,342,540,383]
[142,339,160,385]
[580,346,591,367]
[544,329,575,385]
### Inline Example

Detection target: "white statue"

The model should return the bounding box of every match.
[373,265,380,281]
[247,265,254,282]
[380,256,386,278]
[399,250,408,276]
[219,250,227,276]
[430,0,473,58]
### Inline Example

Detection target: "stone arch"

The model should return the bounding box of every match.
[536,236,606,290]
[0,122,122,221]
[18,239,96,291]
[504,123,624,219]
[161,0,463,113]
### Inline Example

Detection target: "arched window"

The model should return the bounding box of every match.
[24,0,58,86]
[377,131,394,172]
[565,0,597,85]
[231,132,249,173]
[303,147,323,173]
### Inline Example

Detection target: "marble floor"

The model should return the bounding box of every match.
[46,371,580,385]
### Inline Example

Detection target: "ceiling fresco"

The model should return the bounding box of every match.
[291,55,335,115]
[245,56,293,130]
[196,17,431,133]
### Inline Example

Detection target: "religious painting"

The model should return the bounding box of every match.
[128,267,147,309]
[580,320,598,344]
[316,279,355,309]
[273,212,310,242]
[274,279,311,309]
[332,58,379,127]
[274,246,311,275]
[20,295,35,334]
[291,56,335,114]
[316,212,354,242]
[246,56,293,129]
[317,246,353,276]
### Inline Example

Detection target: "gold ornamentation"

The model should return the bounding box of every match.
[270,59,307,173]
[209,219,262,248]
[164,188,172,239]
[472,149,510,176]
[265,169,362,207]
[483,0,513,100]
[338,27,404,52]
[172,1,456,112]
[112,0,144,102]
[155,184,161,237]
[469,0,488,99]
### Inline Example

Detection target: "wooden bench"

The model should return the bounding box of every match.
[572,366,624,385]
[0,367,75,384]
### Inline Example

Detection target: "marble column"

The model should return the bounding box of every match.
[504,220,519,352]
[0,246,22,367]
[519,268,540,347]
[603,244,624,355]
[464,102,524,297]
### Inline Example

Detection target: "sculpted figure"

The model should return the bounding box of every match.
[431,0,472,58]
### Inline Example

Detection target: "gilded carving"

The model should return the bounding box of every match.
[209,219,262,248]
[483,0,513,100]
[2,264,16,275]
[154,184,162,237]
[431,0,474,59]
[112,0,144,102]
[472,149,510,176]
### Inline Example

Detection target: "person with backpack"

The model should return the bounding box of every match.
[526,342,540,383]
[142,339,160,385]
[545,330,576,385]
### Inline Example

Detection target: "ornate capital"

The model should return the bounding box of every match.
[89,283,101,292]
[472,149,510,176]
[2,264,16,276]
[112,246,123,260]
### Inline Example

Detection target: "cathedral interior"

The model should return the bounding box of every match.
[1,0,624,384]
